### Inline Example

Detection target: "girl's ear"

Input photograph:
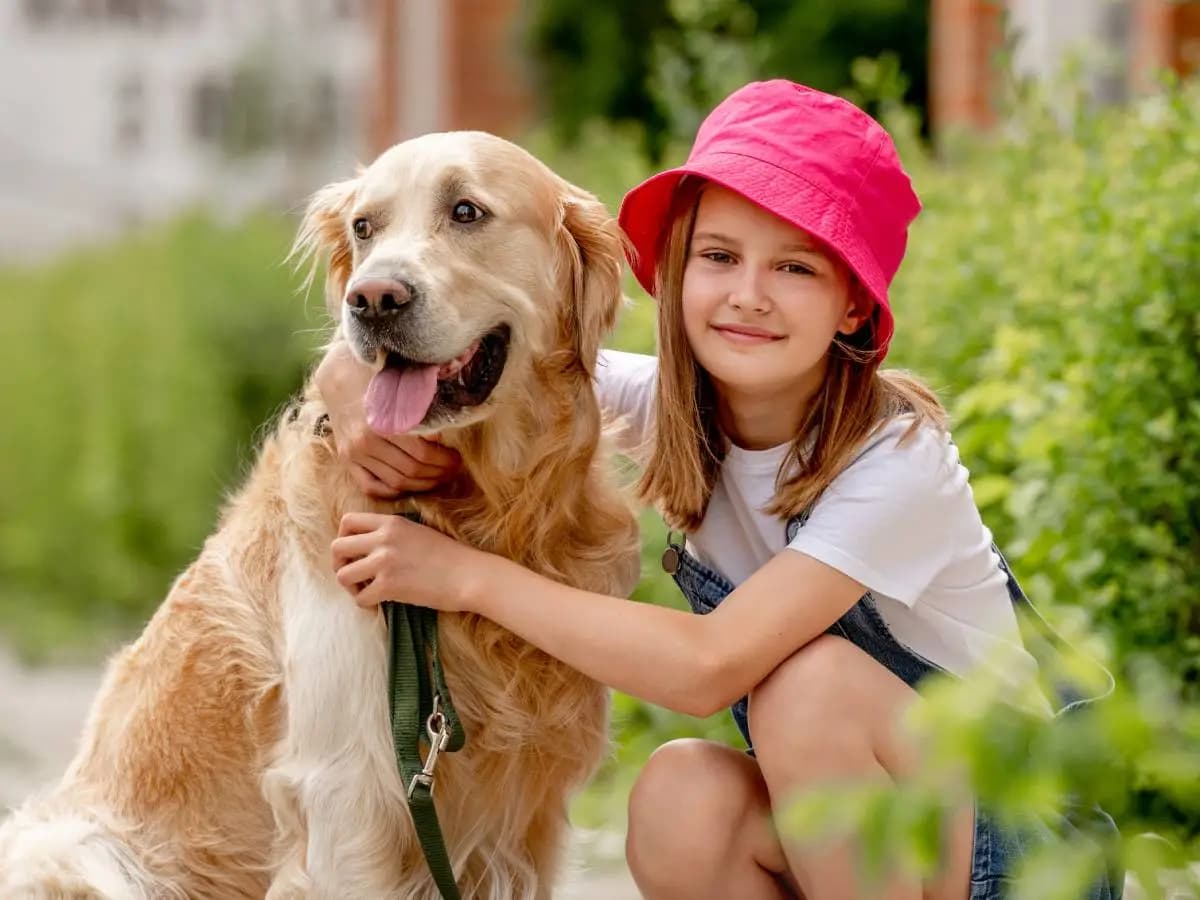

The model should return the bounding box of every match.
[836,280,875,336]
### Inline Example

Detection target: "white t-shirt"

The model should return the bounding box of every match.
[596,349,1042,694]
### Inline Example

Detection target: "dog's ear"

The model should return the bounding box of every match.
[291,176,359,319]
[556,190,626,375]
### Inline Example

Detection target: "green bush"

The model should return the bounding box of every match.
[893,82,1200,711]
[784,665,1200,898]
[525,0,930,159]
[887,81,1200,862]
[0,214,319,659]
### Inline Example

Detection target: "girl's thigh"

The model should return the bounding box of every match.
[749,635,976,900]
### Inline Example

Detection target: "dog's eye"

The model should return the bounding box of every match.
[451,201,486,224]
[352,218,373,240]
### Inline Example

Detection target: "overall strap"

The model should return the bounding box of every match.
[993,546,1116,713]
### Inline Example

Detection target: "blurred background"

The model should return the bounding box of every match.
[2,0,1198,894]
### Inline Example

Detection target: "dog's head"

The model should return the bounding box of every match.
[294,131,624,436]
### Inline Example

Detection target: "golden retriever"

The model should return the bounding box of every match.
[0,131,641,899]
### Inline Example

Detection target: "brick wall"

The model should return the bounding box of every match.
[929,0,1005,133]
[366,0,534,157]
[367,0,402,156]
[444,0,534,135]
[1131,0,1200,92]
[932,0,1200,135]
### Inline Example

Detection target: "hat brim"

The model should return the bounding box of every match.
[617,152,894,354]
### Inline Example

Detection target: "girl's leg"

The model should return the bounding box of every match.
[626,738,802,900]
[748,634,975,900]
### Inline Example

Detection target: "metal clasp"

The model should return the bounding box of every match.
[661,530,682,574]
[408,694,452,798]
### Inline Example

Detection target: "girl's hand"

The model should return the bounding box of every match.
[331,512,488,611]
[315,344,462,499]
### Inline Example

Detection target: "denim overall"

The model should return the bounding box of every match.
[661,510,1123,900]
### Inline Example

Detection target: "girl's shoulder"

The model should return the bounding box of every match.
[596,349,657,382]
[789,414,980,608]
[834,414,962,499]
[859,412,952,463]
[595,349,657,411]
[595,350,658,458]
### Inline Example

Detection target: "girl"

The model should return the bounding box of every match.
[317,81,1119,900]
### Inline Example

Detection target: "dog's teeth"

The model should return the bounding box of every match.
[438,359,465,379]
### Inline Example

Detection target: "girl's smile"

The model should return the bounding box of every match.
[710,322,786,344]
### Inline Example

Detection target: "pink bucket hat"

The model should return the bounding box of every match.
[618,80,921,359]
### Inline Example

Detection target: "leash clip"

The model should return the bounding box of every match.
[408,695,452,798]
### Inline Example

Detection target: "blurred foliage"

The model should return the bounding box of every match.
[894,76,1200,714]
[0,214,323,659]
[524,0,928,159]
[783,644,1200,898]
[784,665,1200,898]
[829,73,1200,893]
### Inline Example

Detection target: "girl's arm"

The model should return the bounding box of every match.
[472,545,866,716]
[334,513,865,717]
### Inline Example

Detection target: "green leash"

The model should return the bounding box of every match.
[385,600,466,899]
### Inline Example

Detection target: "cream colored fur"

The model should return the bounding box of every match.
[0,132,641,899]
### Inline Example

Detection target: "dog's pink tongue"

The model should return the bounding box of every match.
[365,364,439,435]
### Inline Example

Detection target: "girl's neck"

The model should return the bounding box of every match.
[713,367,825,451]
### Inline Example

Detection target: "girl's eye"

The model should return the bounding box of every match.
[700,250,735,264]
[781,263,815,276]
[352,218,373,240]
[451,200,487,224]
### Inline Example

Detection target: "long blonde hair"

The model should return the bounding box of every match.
[636,178,947,531]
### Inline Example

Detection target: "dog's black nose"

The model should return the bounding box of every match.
[344,278,415,318]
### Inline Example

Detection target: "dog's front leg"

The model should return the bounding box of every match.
[264,546,412,899]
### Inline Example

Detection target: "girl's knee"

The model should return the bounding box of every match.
[626,739,764,891]
[627,739,740,847]
[748,635,869,771]
[749,635,856,729]
[749,635,923,792]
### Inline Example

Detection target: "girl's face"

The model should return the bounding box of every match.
[681,185,870,402]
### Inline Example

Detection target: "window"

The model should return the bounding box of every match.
[22,0,57,25]
[191,77,228,144]
[115,72,146,153]
[23,0,201,26]
[106,0,144,23]
[1096,0,1132,106]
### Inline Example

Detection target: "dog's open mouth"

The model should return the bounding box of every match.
[364,325,511,435]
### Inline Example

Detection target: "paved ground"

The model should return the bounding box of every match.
[0,646,640,898]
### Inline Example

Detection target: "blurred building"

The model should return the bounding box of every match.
[0,0,532,262]
[932,0,1200,132]
[366,0,533,158]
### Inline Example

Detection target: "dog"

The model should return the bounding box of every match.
[0,131,642,899]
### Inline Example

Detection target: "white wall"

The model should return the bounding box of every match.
[1008,0,1132,104]
[0,0,372,261]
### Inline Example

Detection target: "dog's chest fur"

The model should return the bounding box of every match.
[259,404,636,898]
